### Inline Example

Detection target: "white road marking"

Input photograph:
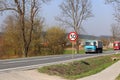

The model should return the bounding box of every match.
[2,55,71,64]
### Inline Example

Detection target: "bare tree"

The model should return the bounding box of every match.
[105,0,120,3]
[56,0,92,53]
[0,0,49,57]
[105,0,120,22]
[111,23,120,40]
[105,0,120,40]
[114,3,120,23]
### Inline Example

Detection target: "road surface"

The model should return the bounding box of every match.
[0,50,117,72]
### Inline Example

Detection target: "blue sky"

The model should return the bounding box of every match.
[42,0,115,36]
[0,0,115,36]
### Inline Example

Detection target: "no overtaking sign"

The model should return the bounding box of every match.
[68,32,78,42]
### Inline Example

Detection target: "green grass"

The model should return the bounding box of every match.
[116,74,120,80]
[103,48,113,51]
[64,49,85,54]
[38,54,120,80]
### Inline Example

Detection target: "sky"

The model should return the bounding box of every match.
[0,0,115,36]
[41,0,115,36]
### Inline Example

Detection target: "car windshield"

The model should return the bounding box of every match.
[85,42,96,46]
[114,43,118,46]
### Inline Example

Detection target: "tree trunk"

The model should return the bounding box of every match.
[24,46,29,57]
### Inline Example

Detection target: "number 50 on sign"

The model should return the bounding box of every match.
[68,32,78,42]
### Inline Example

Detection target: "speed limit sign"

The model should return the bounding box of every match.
[68,32,78,42]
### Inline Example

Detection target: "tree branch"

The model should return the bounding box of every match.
[0,8,18,12]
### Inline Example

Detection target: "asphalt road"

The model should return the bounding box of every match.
[0,50,117,72]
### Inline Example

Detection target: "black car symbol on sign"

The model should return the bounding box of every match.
[68,32,78,41]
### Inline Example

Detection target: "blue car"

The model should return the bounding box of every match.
[84,40,103,53]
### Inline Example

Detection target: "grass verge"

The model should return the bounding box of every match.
[64,49,85,54]
[116,74,120,80]
[38,54,120,80]
[64,48,113,54]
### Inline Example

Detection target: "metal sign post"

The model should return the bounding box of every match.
[72,41,75,59]
[68,32,78,59]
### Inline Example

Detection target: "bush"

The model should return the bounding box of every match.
[45,27,66,55]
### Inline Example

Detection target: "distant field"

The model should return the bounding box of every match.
[38,54,120,80]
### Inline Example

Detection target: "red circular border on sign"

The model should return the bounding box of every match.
[68,32,78,42]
